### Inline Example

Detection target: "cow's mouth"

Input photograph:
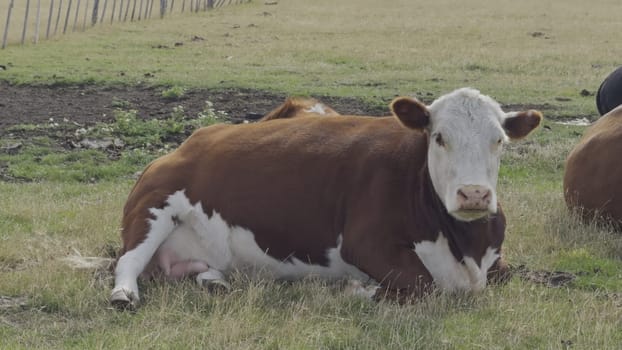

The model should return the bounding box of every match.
[450,209,490,222]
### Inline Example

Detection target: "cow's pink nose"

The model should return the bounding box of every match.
[456,185,491,210]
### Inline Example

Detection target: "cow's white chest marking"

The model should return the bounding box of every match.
[413,232,498,292]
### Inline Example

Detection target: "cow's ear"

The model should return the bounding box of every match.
[390,97,430,130]
[503,110,542,140]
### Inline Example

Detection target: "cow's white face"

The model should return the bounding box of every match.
[391,88,542,222]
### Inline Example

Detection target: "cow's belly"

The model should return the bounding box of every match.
[147,191,369,282]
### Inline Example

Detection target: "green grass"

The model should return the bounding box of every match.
[2,0,622,348]
[2,0,621,118]
[161,85,187,100]
[0,102,225,182]
[1,195,620,349]
[555,248,622,291]
[0,143,152,182]
[2,115,621,349]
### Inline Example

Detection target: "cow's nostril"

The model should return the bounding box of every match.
[482,190,491,201]
[457,189,468,200]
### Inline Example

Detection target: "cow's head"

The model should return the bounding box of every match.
[391,88,541,221]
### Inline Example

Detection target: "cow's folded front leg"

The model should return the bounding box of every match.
[346,247,435,302]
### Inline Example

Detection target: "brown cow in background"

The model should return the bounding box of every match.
[260,97,340,121]
[564,105,622,225]
[564,66,622,225]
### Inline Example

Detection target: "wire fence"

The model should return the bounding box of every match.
[2,0,250,49]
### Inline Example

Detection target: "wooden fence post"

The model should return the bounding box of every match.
[73,0,81,31]
[21,0,30,45]
[83,0,90,30]
[54,0,63,35]
[2,0,15,49]
[131,0,137,21]
[137,0,143,20]
[101,0,109,23]
[118,0,123,21]
[145,0,151,19]
[46,0,54,38]
[92,0,100,25]
[34,0,42,43]
[111,0,117,23]
[124,0,131,21]
[63,0,72,34]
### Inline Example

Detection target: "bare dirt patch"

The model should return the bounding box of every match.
[512,264,576,287]
[0,82,384,130]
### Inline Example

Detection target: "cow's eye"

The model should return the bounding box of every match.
[492,138,504,151]
[435,133,446,147]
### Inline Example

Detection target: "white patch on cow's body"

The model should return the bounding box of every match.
[413,232,499,292]
[304,103,328,115]
[112,191,191,305]
[112,190,369,305]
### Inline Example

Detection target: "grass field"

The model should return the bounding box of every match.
[1,0,622,349]
[2,0,622,117]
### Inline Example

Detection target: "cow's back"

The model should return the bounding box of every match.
[564,105,622,224]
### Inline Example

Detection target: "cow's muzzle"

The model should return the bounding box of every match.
[451,185,493,221]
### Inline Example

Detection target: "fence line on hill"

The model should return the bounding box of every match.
[2,0,250,49]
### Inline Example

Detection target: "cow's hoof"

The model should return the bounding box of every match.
[110,288,138,311]
[200,279,231,294]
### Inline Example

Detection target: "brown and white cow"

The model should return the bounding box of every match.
[564,105,622,225]
[111,88,542,309]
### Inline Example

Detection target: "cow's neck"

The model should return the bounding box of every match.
[415,163,500,264]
